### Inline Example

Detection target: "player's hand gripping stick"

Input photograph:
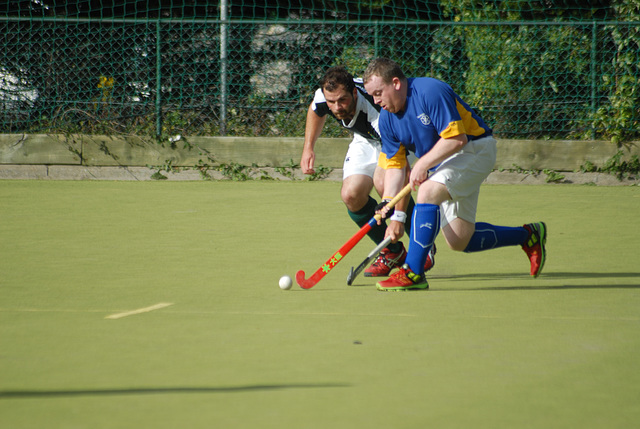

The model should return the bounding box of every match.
[295,184,411,289]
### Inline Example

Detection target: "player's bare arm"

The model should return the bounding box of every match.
[410,134,468,190]
[301,104,326,174]
[381,162,412,241]
[375,166,406,228]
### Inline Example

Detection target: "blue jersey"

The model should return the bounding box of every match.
[379,77,492,166]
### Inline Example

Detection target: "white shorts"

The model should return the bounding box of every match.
[342,134,381,179]
[429,136,497,227]
[343,134,418,180]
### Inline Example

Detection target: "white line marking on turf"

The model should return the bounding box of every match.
[1,307,638,322]
[105,303,173,320]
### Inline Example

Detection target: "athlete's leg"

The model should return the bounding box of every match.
[341,173,374,213]
[342,174,387,243]
[463,222,529,252]
[428,136,496,252]
[341,138,390,248]
[439,195,528,252]
[376,179,443,289]
[342,138,379,212]
[374,164,411,252]
[437,185,531,253]
[441,218,477,251]
[416,178,451,205]
[437,176,546,277]
[372,165,385,199]
[401,180,450,274]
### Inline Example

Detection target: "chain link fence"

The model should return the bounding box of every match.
[2,1,639,142]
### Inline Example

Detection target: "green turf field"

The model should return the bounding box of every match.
[1,180,639,428]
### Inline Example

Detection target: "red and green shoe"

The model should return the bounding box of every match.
[522,222,547,277]
[376,264,429,292]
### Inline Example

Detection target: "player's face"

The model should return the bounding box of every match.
[364,75,405,114]
[323,86,357,121]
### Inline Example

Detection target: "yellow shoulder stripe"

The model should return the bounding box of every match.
[377,146,407,170]
[441,100,486,138]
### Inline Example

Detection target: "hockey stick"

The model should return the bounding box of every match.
[296,184,411,289]
[346,236,392,286]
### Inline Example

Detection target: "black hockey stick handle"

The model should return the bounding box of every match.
[346,236,393,285]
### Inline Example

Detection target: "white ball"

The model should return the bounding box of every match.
[279,275,293,290]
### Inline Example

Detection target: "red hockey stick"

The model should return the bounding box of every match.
[296,184,411,289]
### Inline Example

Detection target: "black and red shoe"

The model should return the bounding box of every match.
[363,243,407,277]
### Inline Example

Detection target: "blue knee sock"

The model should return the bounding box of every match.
[463,222,529,253]
[406,204,440,275]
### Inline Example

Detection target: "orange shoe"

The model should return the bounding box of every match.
[522,222,547,277]
[376,265,429,291]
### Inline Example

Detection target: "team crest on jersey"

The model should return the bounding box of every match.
[417,113,431,126]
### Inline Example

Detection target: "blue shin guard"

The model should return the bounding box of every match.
[464,222,529,253]
[406,204,440,275]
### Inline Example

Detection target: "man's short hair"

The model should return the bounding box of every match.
[319,66,355,93]
[363,58,406,85]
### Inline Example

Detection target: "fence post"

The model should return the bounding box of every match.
[590,21,597,140]
[219,0,229,135]
[374,21,379,57]
[156,19,162,138]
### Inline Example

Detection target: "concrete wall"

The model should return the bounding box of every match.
[1,134,638,171]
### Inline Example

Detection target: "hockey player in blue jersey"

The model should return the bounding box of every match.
[301,66,434,278]
[363,58,546,291]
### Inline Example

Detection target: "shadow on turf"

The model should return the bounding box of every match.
[441,284,640,292]
[350,272,640,288]
[426,271,640,291]
[430,271,640,280]
[0,383,349,399]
